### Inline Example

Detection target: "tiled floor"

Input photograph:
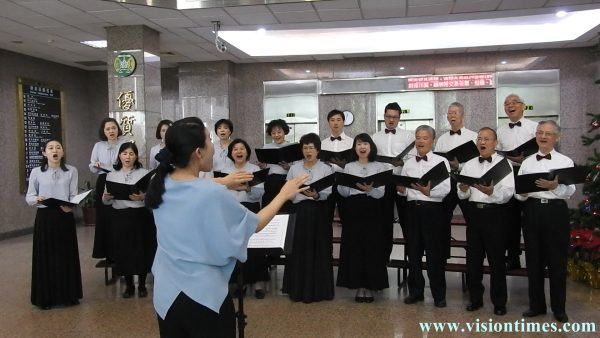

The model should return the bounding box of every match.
[0,224,598,337]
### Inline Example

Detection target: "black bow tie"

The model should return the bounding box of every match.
[449,129,461,136]
[385,129,396,134]
[479,156,492,163]
[330,136,342,141]
[416,155,428,162]
[509,121,522,129]
[536,153,551,161]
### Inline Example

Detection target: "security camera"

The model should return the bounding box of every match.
[215,40,227,53]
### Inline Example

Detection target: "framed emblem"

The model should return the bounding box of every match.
[114,53,137,77]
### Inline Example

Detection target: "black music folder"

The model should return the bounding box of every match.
[255,143,303,164]
[498,137,538,158]
[105,170,155,200]
[392,161,449,188]
[335,170,393,188]
[375,141,416,165]
[40,189,92,208]
[319,149,353,165]
[451,158,512,186]
[434,141,479,163]
[302,173,335,192]
[515,166,589,194]
[213,168,270,187]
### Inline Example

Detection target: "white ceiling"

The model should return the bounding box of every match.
[0,0,599,70]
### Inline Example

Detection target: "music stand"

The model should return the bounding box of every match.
[235,214,296,338]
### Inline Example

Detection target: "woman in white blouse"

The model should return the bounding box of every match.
[103,142,155,299]
[89,117,127,261]
[212,119,234,173]
[26,140,82,309]
[149,120,172,170]
[336,133,388,303]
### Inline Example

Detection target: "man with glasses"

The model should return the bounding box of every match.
[515,121,575,323]
[497,94,537,270]
[372,102,415,260]
[434,102,478,259]
[458,127,514,316]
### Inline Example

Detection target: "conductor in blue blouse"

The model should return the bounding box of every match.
[145,117,309,337]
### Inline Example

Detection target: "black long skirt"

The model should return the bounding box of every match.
[336,194,389,290]
[262,174,293,214]
[282,200,334,303]
[109,207,157,276]
[230,202,270,284]
[31,207,82,307]
[92,173,112,259]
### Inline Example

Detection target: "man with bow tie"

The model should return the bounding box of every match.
[457,127,515,316]
[515,120,575,323]
[397,125,450,308]
[434,102,478,259]
[372,102,416,261]
[321,109,354,230]
[497,94,538,271]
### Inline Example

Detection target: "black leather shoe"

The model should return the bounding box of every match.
[364,296,374,303]
[522,309,546,317]
[40,305,52,310]
[404,295,424,304]
[466,303,483,311]
[254,289,265,299]
[434,299,447,308]
[494,306,507,316]
[123,287,135,299]
[506,258,522,270]
[354,296,365,303]
[138,286,148,298]
[554,312,569,323]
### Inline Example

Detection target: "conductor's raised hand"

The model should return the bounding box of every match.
[279,174,310,200]
[220,171,253,189]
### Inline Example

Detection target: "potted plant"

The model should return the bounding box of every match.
[81,181,96,226]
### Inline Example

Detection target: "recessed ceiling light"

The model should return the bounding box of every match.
[257,28,266,34]
[500,60,508,64]
[305,70,311,73]
[219,9,600,56]
[399,66,405,70]
[81,40,107,48]
[556,11,568,18]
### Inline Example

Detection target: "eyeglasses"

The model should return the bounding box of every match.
[384,115,400,120]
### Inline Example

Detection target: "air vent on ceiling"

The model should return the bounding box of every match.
[74,61,107,67]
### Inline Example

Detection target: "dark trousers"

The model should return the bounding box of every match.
[506,196,524,261]
[522,198,570,314]
[442,177,469,258]
[157,292,235,338]
[382,184,400,261]
[406,200,446,302]
[466,203,508,307]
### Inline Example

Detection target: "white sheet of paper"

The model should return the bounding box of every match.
[247,214,289,249]
[71,189,92,204]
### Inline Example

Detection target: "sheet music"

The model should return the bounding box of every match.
[71,190,92,204]
[248,214,289,249]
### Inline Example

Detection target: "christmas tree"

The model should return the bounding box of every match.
[568,113,600,288]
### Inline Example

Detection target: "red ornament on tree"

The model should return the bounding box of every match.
[591,119,600,129]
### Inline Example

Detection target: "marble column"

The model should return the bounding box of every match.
[106,25,161,166]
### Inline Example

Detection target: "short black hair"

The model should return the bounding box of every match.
[266,119,290,135]
[299,133,321,152]
[214,119,234,134]
[384,102,401,113]
[113,141,143,170]
[155,119,173,139]
[350,133,377,162]
[327,109,344,121]
[227,138,251,162]
[98,117,123,141]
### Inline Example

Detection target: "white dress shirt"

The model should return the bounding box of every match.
[457,153,515,204]
[372,127,416,174]
[398,151,451,202]
[212,140,233,173]
[435,127,478,171]
[515,149,576,201]
[321,132,354,172]
[496,117,537,161]
[26,165,78,208]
